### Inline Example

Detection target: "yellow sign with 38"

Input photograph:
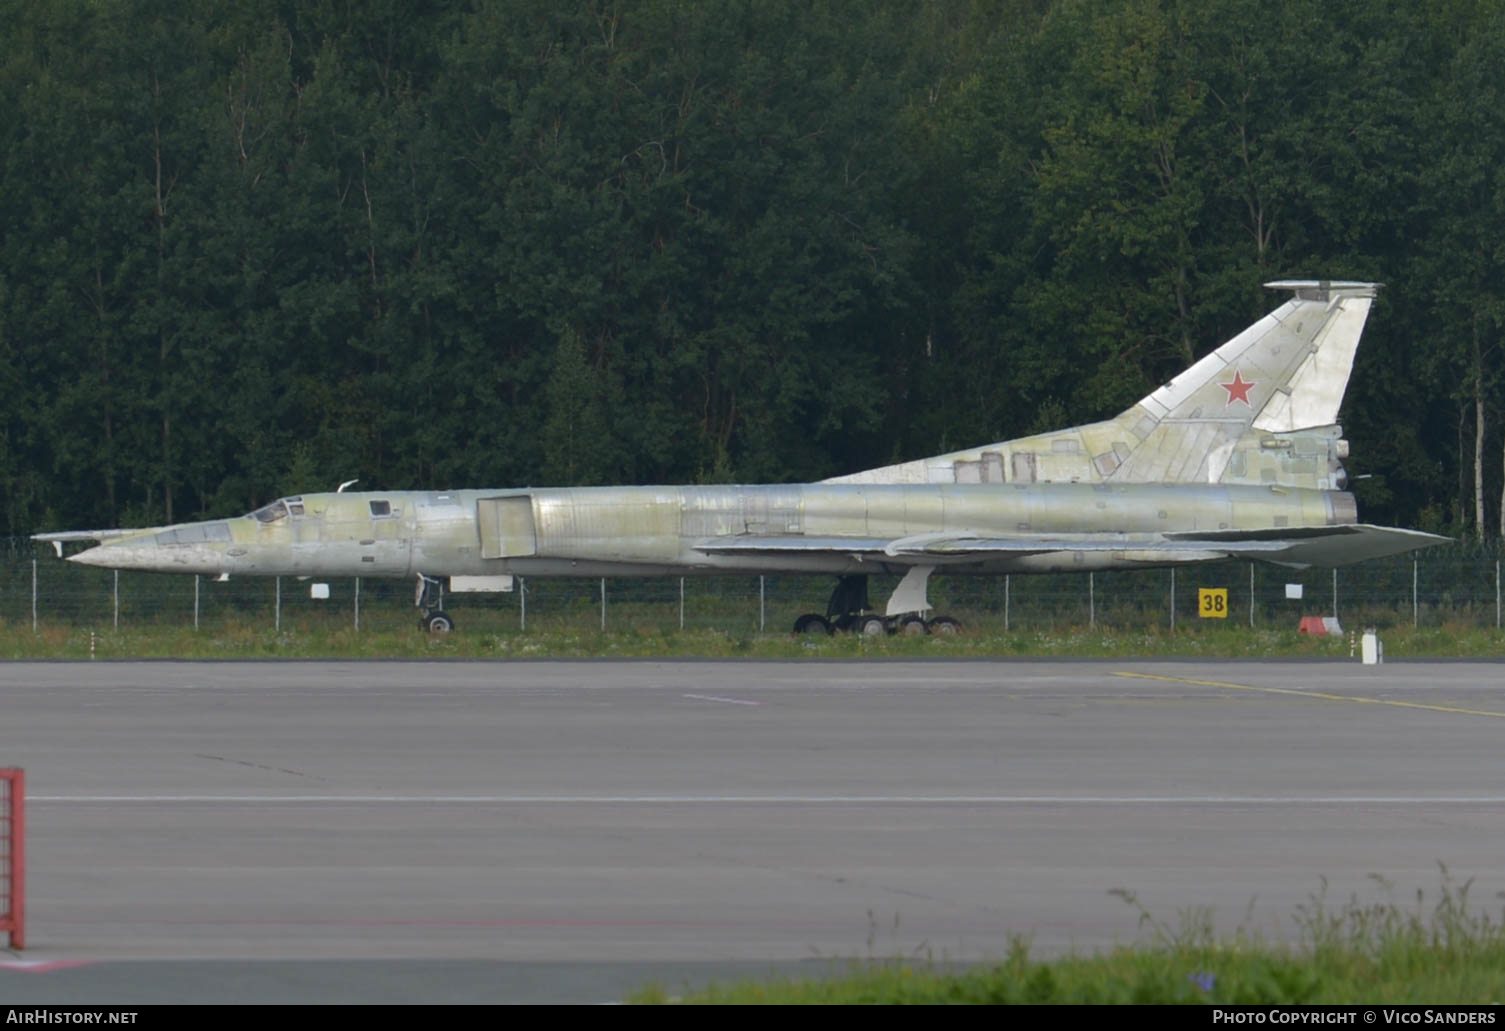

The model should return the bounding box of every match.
[1198,588,1228,618]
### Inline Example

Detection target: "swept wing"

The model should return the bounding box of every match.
[695,524,1449,569]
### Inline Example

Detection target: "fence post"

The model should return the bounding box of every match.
[275,576,281,631]
[1496,560,1501,630]
[600,577,606,632]
[2,767,25,949]
[1413,559,1418,629]
[1004,574,1011,631]
[520,577,527,631]
[194,575,200,630]
[1170,568,1176,631]
[354,577,360,632]
[31,558,37,634]
[759,576,766,632]
[1332,568,1338,621]
[679,577,684,630]
[1249,562,1255,628]
[1088,572,1095,628]
[113,570,119,630]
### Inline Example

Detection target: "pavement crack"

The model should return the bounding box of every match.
[194,754,320,779]
[694,850,1008,916]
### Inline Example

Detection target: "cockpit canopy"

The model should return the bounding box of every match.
[247,497,305,523]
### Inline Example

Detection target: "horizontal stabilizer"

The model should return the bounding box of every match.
[1167,524,1451,566]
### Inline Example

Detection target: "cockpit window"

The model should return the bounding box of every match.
[250,500,288,523]
[157,523,232,546]
[369,500,391,517]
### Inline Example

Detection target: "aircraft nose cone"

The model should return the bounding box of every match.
[67,546,112,567]
[68,542,150,570]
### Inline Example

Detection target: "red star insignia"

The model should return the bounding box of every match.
[1220,370,1255,406]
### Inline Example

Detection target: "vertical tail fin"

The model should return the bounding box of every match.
[1101,280,1377,485]
[827,280,1379,489]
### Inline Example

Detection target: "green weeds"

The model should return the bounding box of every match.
[633,869,1505,1004]
[1,615,1501,659]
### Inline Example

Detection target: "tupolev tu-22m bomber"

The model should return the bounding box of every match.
[36,280,1448,635]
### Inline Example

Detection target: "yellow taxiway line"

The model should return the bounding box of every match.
[1112,671,1505,719]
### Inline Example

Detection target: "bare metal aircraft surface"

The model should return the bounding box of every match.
[36,280,1447,634]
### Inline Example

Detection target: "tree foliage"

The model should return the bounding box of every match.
[1,0,1501,536]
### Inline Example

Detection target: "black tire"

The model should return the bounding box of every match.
[926,615,962,636]
[793,613,834,636]
[898,615,929,636]
[423,611,455,633]
[857,614,888,637]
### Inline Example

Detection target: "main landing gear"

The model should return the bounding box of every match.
[791,572,963,637]
[416,573,455,633]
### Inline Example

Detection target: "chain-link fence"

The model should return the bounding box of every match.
[2,537,1500,635]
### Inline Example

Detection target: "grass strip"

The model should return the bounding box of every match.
[1,618,1502,659]
[633,873,1505,1004]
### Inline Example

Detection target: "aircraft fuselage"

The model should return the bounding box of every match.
[65,482,1353,579]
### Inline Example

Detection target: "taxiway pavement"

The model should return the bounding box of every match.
[2,659,1501,1001]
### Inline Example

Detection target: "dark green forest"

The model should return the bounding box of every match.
[2,0,1503,537]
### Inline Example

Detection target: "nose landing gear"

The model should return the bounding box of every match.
[416,574,454,633]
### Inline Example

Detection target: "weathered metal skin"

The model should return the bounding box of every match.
[829,281,1377,491]
[38,281,1450,612]
[61,481,1348,578]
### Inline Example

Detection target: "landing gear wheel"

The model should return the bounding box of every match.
[898,615,929,636]
[422,611,455,633]
[793,613,834,635]
[926,615,962,636]
[856,614,888,637]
